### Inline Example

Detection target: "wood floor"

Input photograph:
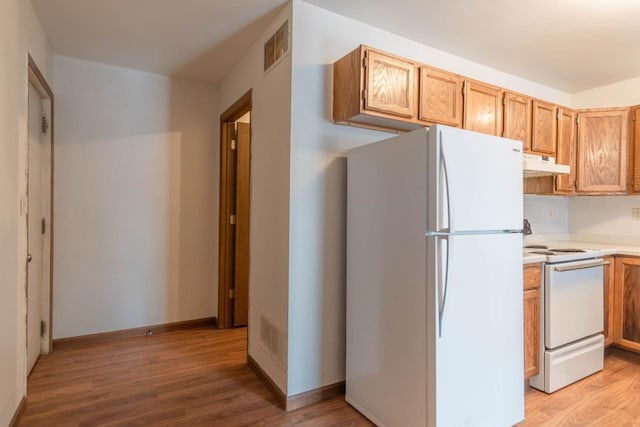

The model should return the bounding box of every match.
[18,327,640,426]
[521,347,640,426]
[19,327,370,426]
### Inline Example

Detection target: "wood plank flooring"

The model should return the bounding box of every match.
[19,327,370,426]
[521,347,640,426]
[18,328,640,426]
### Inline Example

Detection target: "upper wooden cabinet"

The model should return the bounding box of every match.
[632,107,640,192]
[463,80,504,136]
[503,92,532,150]
[419,66,463,127]
[364,49,416,118]
[576,108,629,193]
[333,46,422,132]
[532,100,557,155]
[555,108,576,193]
[613,257,640,352]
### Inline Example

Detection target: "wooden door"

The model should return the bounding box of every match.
[531,100,557,155]
[27,83,45,374]
[503,92,532,151]
[603,256,615,347]
[576,109,629,193]
[233,122,251,327]
[218,93,252,330]
[555,108,576,193]
[419,66,462,127]
[614,257,640,352]
[462,80,503,136]
[523,264,541,379]
[364,49,416,118]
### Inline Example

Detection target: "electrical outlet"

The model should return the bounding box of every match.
[633,208,640,221]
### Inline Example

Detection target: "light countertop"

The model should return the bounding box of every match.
[521,239,640,265]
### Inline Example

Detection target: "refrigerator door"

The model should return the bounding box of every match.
[427,125,523,233]
[426,232,524,427]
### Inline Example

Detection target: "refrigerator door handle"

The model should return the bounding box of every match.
[438,235,452,338]
[440,131,454,233]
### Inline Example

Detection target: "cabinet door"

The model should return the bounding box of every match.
[603,256,615,347]
[503,93,532,151]
[633,107,640,192]
[532,100,557,155]
[524,288,540,379]
[613,257,640,352]
[523,264,541,380]
[419,66,462,127]
[555,108,576,193]
[463,80,503,136]
[364,49,416,118]
[576,109,629,193]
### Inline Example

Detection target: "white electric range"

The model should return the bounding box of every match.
[524,245,607,393]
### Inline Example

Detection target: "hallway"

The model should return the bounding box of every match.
[18,327,370,426]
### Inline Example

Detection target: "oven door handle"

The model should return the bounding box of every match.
[553,259,608,272]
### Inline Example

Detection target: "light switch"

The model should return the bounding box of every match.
[633,208,640,221]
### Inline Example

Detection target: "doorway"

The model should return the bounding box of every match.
[26,55,54,374]
[218,91,252,329]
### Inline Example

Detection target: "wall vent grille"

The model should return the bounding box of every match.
[264,20,289,72]
[260,315,287,368]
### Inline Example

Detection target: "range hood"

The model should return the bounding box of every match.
[523,154,570,177]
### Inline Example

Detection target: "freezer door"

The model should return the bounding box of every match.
[427,233,524,427]
[427,125,523,233]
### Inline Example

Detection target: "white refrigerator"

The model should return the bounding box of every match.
[346,125,524,427]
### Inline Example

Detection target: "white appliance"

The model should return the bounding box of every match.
[525,246,606,393]
[522,153,570,177]
[346,125,525,427]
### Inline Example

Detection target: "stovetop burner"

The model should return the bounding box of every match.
[525,244,548,249]
[523,245,601,262]
[524,245,587,254]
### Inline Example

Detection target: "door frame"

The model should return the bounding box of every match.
[217,90,252,329]
[26,54,55,354]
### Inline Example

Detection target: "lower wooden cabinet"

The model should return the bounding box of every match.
[523,264,541,379]
[613,257,640,351]
[603,256,615,347]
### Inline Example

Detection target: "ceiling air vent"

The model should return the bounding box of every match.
[264,20,289,72]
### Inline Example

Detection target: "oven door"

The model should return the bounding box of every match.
[545,259,605,349]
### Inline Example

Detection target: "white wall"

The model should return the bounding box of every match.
[0,0,50,424]
[569,196,640,242]
[523,196,570,241]
[572,76,640,109]
[217,4,292,392]
[52,56,219,339]
[286,0,573,396]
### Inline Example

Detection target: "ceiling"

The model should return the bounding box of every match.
[32,0,640,92]
[31,0,287,85]
[305,0,640,93]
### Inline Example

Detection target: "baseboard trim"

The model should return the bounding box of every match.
[52,317,217,350]
[286,381,346,412]
[9,395,26,427]
[247,355,287,410]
